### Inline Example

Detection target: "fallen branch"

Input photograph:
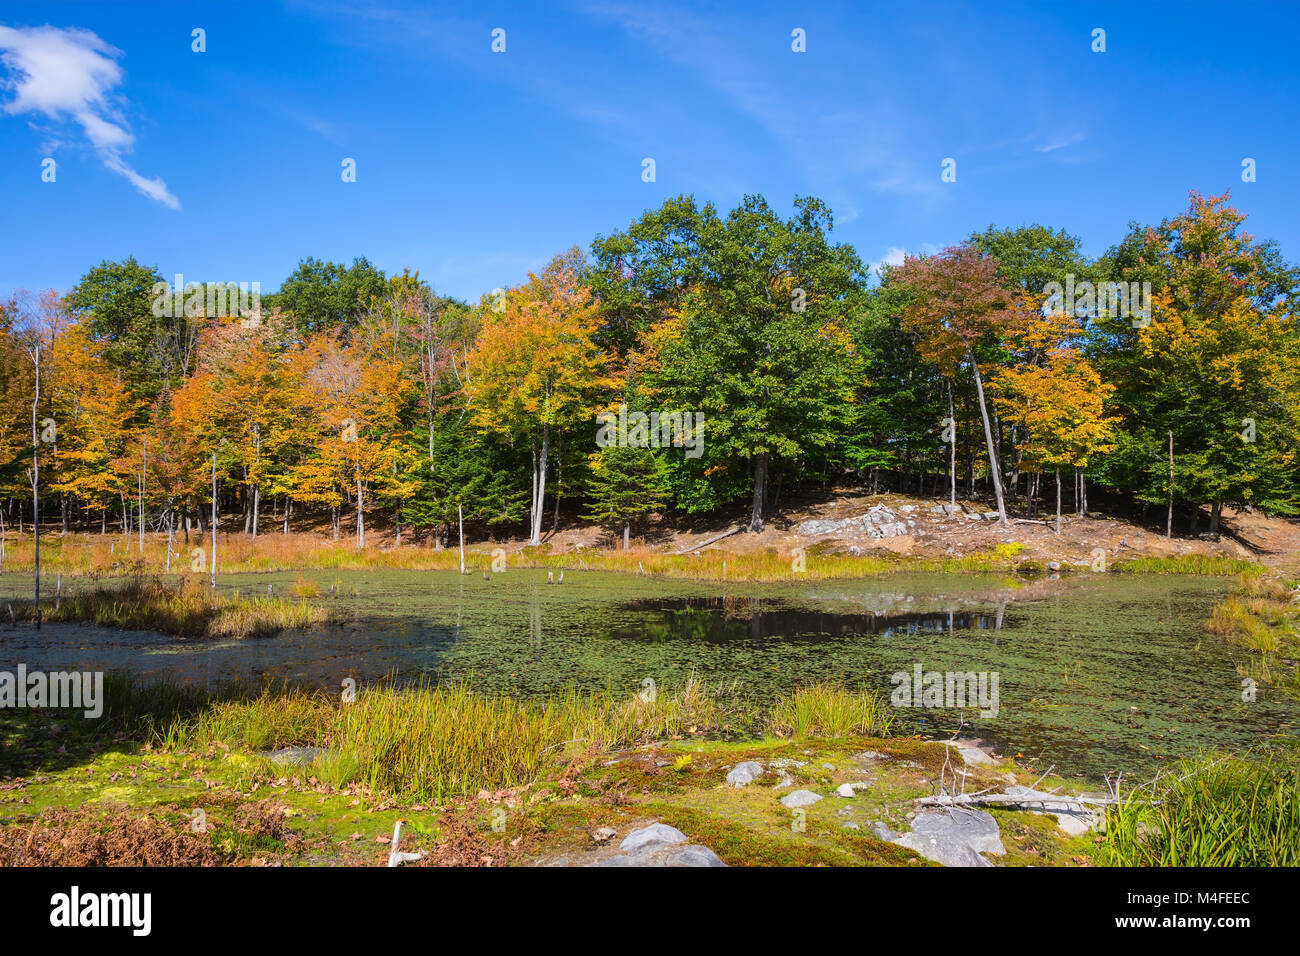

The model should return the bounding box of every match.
[915,792,1130,809]
[675,525,742,554]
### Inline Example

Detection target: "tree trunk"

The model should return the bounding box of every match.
[749,452,769,532]
[530,427,550,546]
[1209,501,1222,534]
[551,434,563,536]
[969,354,1007,524]
[623,517,630,551]
[210,452,218,588]
[947,381,956,507]
[1055,469,1062,534]
[1166,430,1174,539]
[138,441,146,554]
[30,344,40,628]
[356,470,365,549]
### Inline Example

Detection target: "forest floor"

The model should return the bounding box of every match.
[513,490,1300,572]
[7,488,1295,579]
[0,731,1099,868]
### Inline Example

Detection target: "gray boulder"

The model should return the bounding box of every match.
[265,746,327,766]
[619,823,688,853]
[780,789,823,809]
[726,761,764,788]
[892,808,1004,867]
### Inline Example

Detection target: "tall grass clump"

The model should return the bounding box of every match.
[1101,752,1300,866]
[766,683,894,738]
[162,684,334,752]
[1115,555,1264,575]
[155,677,893,802]
[14,576,336,639]
[1204,571,1299,689]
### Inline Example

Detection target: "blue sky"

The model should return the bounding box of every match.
[2,0,1297,302]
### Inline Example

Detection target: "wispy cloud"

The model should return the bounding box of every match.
[1034,132,1086,153]
[0,24,179,208]
[585,4,941,202]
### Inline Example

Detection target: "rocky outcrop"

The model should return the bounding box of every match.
[893,808,1005,867]
[797,505,913,538]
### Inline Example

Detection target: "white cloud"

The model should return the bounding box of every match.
[0,24,179,208]
[869,243,945,278]
[870,246,907,276]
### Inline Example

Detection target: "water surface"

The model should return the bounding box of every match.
[2,569,1295,778]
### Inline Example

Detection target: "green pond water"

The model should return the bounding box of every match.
[3,569,1297,779]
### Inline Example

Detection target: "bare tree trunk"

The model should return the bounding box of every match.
[623,517,631,550]
[138,440,146,554]
[947,381,956,507]
[530,426,549,545]
[211,452,218,588]
[968,353,1007,524]
[1055,468,1062,534]
[1166,430,1174,539]
[552,433,563,536]
[30,343,40,628]
[356,469,365,549]
[251,427,260,539]
[749,452,769,532]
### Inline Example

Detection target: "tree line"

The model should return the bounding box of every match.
[2,189,1297,550]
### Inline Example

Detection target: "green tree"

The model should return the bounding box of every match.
[274,256,389,337]
[647,195,864,531]
[66,257,179,405]
[582,444,669,549]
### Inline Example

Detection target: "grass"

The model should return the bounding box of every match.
[2,529,1262,583]
[766,683,895,738]
[1101,751,1300,866]
[1114,554,1264,575]
[10,575,337,639]
[4,672,1289,868]
[149,677,891,802]
[1204,571,1299,688]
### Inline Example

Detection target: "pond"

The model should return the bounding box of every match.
[2,568,1296,779]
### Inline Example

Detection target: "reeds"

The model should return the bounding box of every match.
[1204,571,1299,687]
[158,677,890,802]
[1114,555,1263,575]
[12,576,336,639]
[1101,752,1300,866]
[765,683,895,738]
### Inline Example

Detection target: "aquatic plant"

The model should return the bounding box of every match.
[11,575,336,639]
[1101,751,1300,866]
